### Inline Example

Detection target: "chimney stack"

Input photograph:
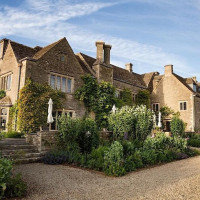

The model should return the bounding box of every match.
[125,63,133,73]
[104,44,112,65]
[95,41,105,63]
[0,38,9,59]
[164,64,173,76]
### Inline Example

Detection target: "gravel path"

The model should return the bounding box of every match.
[14,156,200,200]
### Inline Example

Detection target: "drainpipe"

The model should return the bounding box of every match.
[17,63,22,100]
[192,94,196,132]
[14,62,22,131]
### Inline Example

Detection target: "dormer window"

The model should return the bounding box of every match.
[60,55,65,62]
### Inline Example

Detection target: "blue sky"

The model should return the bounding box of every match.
[0,0,200,79]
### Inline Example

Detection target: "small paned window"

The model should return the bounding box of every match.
[1,74,12,90]
[180,101,187,110]
[152,103,160,112]
[50,75,56,89]
[50,74,72,93]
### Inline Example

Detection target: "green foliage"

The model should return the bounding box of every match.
[187,138,200,147]
[140,133,187,165]
[135,90,150,108]
[104,141,126,176]
[76,118,100,154]
[4,173,27,198]
[160,106,175,119]
[108,105,153,141]
[7,103,18,132]
[0,131,24,138]
[87,146,108,170]
[43,149,81,165]
[75,75,116,127]
[0,90,6,100]
[0,158,12,197]
[18,79,65,134]
[75,75,98,113]
[170,115,185,137]
[58,113,81,146]
[115,88,133,108]
[58,114,99,154]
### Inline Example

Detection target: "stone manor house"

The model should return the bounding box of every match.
[0,37,200,132]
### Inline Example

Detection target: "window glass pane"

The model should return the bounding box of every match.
[184,102,187,110]
[61,56,65,61]
[0,116,6,130]
[7,75,11,90]
[180,103,182,110]
[156,104,159,111]
[1,108,7,115]
[50,75,56,89]
[67,79,72,93]
[57,76,61,90]
[62,77,66,92]
[69,112,73,117]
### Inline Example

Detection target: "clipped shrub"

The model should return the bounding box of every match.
[104,141,126,176]
[87,146,108,170]
[170,116,185,137]
[1,131,24,138]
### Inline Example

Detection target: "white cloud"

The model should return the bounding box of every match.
[0,0,191,76]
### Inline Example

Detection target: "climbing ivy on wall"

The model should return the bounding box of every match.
[0,90,6,99]
[75,75,116,128]
[7,103,18,131]
[115,88,133,108]
[135,89,150,108]
[17,79,65,134]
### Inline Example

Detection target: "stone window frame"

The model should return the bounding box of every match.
[49,109,75,131]
[179,101,187,111]
[0,72,12,91]
[0,107,9,131]
[152,103,160,112]
[49,72,74,94]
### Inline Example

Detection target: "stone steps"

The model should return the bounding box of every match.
[0,138,43,164]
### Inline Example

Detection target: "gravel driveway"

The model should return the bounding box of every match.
[14,156,200,200]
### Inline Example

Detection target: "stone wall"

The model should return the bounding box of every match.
[26,131,58,152]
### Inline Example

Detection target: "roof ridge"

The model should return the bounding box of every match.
[10,40,36,50]
[33,37,66,59]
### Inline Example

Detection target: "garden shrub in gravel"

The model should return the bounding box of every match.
[170,115,185,137]
[0,157,26,198]
[104,141,126,176]
[88,146,109,171]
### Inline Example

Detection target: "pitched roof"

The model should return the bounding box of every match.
[0,96,12,106]
[173,73,195,93]
[77,53,146,88]
[33,38,66,59]
[10,41,37,61]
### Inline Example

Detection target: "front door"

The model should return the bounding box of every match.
[166,121,171,132]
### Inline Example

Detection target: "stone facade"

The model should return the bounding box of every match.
[0,37,200,133]
[151,65,200,132]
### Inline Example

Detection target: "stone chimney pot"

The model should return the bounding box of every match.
[125,63,133,73]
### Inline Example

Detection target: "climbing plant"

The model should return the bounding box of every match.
[115,88,133,108]
[17,79,65,134]
[75,75,116,127]
[135,89,150,108]
[7,103,18,131]
[0,90,6,100]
